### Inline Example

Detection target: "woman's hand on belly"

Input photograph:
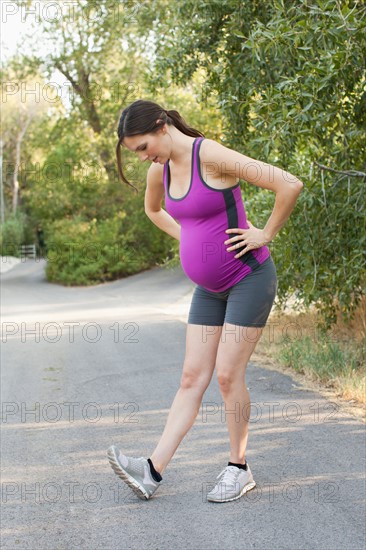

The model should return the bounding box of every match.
[224,221,271,258]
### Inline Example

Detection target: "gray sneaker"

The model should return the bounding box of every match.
[206,464,256,503]
[107,445,161,500]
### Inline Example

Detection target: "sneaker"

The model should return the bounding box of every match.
[107,445,161,500]
[206,464,256,503]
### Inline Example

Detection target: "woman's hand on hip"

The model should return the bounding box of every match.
[224,221,271,258]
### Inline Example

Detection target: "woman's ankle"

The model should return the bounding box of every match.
[149,456,164,475]
[147,458,163,481]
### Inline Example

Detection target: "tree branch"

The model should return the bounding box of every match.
[54,61,83,96]
[313,161,366,178]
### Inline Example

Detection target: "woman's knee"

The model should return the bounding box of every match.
[180,362,213,391]
[216,370,234,391]
[216,362,246,392]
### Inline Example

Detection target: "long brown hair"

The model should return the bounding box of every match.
[116,99,204,192]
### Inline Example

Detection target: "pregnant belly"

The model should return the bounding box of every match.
[179,227,238,290]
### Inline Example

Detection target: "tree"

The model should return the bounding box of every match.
[17,0,147,186]
[0,65,52,217]
[137,0,366,325]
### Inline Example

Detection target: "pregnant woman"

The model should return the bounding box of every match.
[107,99,303,503]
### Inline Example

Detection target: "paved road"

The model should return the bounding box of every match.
[1,260,365,550]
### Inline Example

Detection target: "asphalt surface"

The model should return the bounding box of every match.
[1,259,365,550]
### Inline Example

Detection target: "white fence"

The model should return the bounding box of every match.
[19,244,37,260]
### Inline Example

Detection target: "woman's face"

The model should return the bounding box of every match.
[123,129,168,164]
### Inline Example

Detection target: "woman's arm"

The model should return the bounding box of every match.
[201,139,304,257]
[144,164,181,241]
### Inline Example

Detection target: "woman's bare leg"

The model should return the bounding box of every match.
[150,323,222,474]
[214,324,263,464]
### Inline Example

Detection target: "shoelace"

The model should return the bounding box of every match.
[215,466,241,486]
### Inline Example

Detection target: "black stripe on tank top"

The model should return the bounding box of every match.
[222,188,261,271]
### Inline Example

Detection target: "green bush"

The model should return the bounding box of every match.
[45,206,174,286]
[0,213,27,257]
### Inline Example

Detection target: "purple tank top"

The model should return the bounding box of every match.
[163,137,270,292]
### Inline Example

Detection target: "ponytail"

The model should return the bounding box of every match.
[164,109,204,139]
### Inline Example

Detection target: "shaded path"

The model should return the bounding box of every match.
[1,260,365,549]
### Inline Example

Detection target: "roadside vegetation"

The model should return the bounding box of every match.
[1,1,364,406]
[256,300,366,408]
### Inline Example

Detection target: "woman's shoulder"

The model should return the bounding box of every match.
[198,138,240,186]
[147,160,165,187]
[199,138,233,163]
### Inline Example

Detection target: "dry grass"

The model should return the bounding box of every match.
[253,297,366,420]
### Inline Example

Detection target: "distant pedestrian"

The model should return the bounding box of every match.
[36,225,46,258]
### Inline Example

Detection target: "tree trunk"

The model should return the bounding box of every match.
[55,61,134,185]
[0,139,4,224]
[13,115,32,215]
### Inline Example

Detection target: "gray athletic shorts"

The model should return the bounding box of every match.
[188,256,277,327]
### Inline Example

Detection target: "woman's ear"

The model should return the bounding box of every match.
[156,121,167,135]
